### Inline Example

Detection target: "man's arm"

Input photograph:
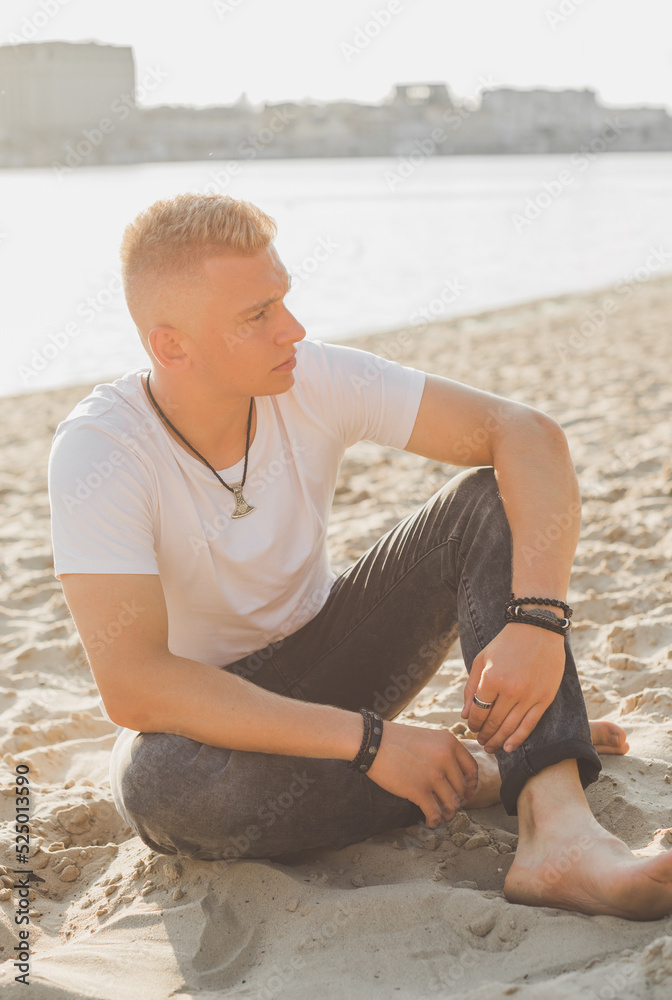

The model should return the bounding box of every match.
[404,374,580,753]
[61,572,478,826]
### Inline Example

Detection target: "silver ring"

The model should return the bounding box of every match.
[473,695,493,710]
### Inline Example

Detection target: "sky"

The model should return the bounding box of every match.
[2,0,671,111]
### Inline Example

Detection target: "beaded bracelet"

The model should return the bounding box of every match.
[505,605,571,636]
[348,709,384,773]
[507,594,573,618]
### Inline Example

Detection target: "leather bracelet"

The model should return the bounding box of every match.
[348,710,383,772]
[504,606,571,636]
[507,594,573,618]
[348,708,371,770]
[358,712,383,773]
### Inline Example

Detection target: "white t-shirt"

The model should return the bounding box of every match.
[48,339,426,669]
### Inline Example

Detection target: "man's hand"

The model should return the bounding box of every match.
[365,721,479,828]
[462,623,566,755]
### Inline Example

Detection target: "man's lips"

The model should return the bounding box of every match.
[273,355,297,371]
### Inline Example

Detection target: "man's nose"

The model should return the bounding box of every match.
[277,305,306,344]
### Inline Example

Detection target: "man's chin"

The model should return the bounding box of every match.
[259,372,296,396]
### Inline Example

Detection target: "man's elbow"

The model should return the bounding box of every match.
[103,696,146,732]
[493,405,574,465]
[96,670,158,732]
[534,409,572,453]
[511,405,568,447]
[91,648,168,732]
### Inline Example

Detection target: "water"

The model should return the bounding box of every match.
[1,152,671,397]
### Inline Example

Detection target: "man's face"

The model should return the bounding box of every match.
[183,247,306,397]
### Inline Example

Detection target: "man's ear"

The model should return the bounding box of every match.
[147,326,191,372]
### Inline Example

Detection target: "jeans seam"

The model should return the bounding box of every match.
[461,570,487,651]
[519,743,538,778]
[287,534,462,688]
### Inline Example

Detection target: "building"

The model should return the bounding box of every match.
[478,88,605,152]
[1,41,671,167]
[0,41,135,133]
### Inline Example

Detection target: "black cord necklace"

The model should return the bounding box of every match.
[145,372,256,520]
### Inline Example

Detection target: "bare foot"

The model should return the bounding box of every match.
[460,719,629,810]
[505,760,672,920]
[460,740,501,809]
[505,814,672,920]
[590,719,629,755]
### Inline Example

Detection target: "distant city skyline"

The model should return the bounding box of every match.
[3,42,670,169]
[2,0,671,111]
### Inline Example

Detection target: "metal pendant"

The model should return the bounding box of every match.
[231,485,255,519]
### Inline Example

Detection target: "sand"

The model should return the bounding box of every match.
[1,273,672,998]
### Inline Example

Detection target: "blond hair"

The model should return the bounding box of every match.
[120,193,277,296]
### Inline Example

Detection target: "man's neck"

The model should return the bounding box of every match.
[143,372,257,472]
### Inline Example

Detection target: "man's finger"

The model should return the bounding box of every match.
[432,778,462,820]
[468,696,505,738]
[442,742,478,802]
[482,705,526,753]
[417,786,451,828]
[501,705,546,754]
[465,690,497,730]
[454,739,479,795]
[461,662,484,718]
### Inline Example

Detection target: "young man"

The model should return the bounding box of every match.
[49,194,671,920]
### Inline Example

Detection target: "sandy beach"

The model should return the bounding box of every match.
[1,273,671,998]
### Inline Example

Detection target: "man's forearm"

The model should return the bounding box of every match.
[115,652,363,761]
[492,413,581,605]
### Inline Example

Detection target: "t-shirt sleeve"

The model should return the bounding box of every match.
[300,341,426,450]
[48,421,159,577]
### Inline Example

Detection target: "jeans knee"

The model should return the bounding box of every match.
[440,466,512,580]
[457,464,498,494]
[117,732,205,853]
[444,465,505,522]
[116,735,274,861]
[117,734,162,821]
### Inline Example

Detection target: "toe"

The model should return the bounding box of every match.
[589,720,629,755]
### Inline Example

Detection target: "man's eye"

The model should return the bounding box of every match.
[251,310,266,321]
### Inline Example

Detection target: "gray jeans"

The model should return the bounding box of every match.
[110,466,601,860]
